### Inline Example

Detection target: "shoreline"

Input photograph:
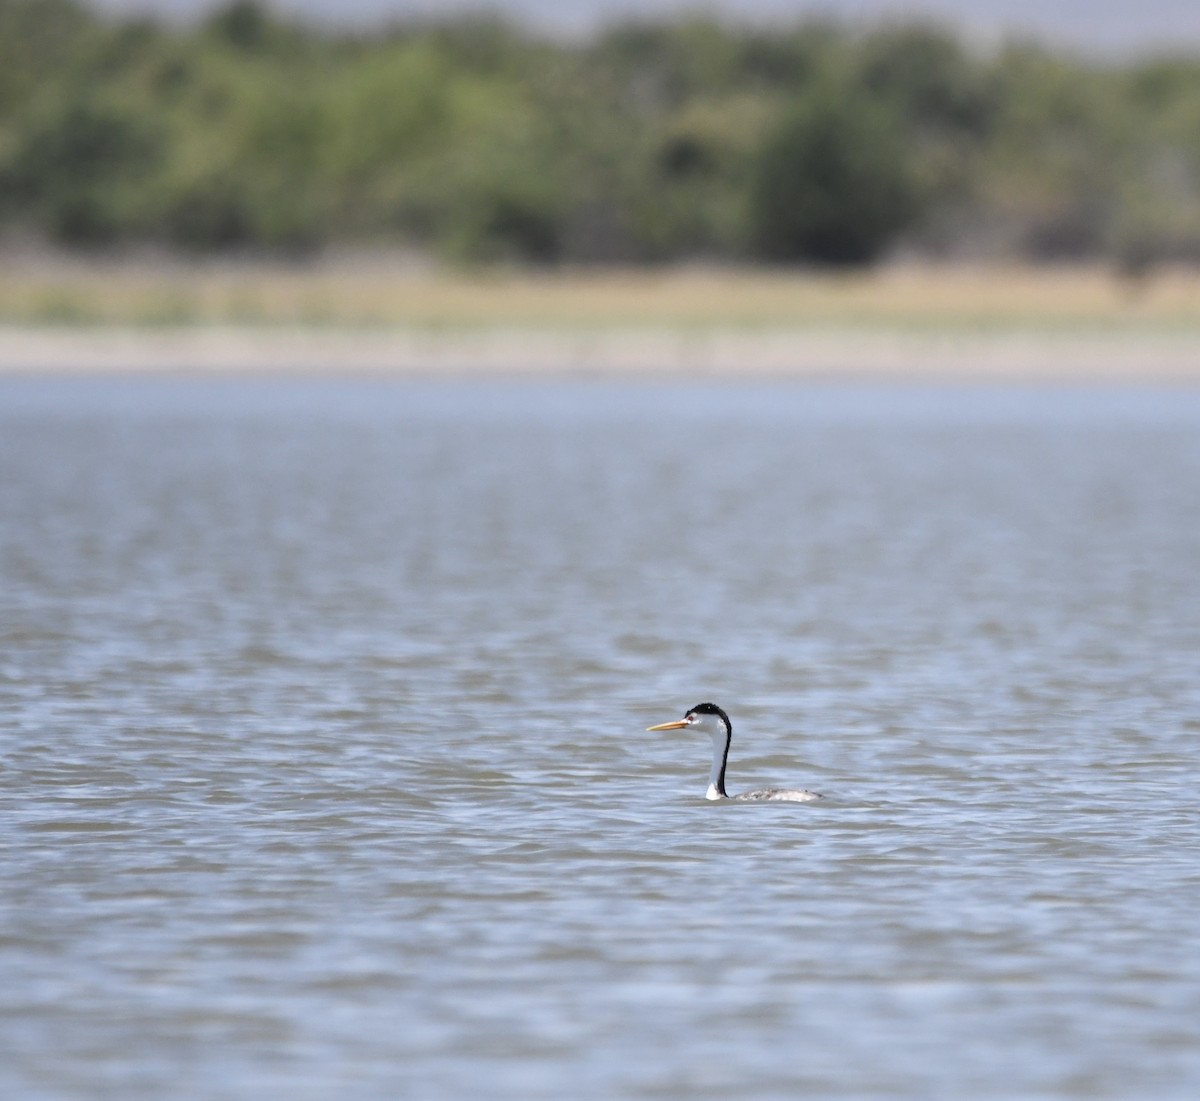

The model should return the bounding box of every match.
[3,325,1200,381]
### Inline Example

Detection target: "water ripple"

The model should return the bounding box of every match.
[3,379,1200,1100]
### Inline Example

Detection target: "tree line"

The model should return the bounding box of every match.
[2,0,1200,269]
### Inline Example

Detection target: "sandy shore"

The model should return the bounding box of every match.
[4,260,1200,379]
[2,325,1200,380]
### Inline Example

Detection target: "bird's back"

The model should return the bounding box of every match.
[733,787,822,803]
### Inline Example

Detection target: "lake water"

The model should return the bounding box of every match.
[2,375,1199,1100]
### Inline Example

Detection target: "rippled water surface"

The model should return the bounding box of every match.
[3,376,1200,1100]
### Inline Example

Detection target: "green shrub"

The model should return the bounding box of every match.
[748,87,917,264]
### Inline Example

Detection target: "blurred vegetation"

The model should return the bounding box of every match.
[2,0,1200,269]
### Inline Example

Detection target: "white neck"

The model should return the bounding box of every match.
[694,712,730,800]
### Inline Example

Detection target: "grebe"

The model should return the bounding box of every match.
[647,702,822,802]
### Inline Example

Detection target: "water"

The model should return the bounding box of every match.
[2,375,1199,1100]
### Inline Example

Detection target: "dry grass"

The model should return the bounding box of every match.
[4,252,1200,332]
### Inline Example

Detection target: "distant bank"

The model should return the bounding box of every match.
[3,260,1200,378]
[4,326,1200,381]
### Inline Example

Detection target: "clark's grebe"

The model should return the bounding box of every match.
[647,702,822,803]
